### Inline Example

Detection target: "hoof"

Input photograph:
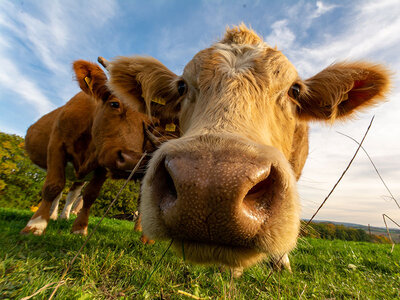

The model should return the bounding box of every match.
[21,216,48,235]
[218,266,243,278]
[20,226,45,236]
[49,215,58,221]
[270,253,292,273]
[71,226,88,235]
[134,222,142,232]
[59,213,70,220]
[231,267,243,278]
[140,234,155,245]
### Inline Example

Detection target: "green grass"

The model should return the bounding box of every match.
[0,208,399,299]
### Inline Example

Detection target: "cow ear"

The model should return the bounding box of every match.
[295,62,391,121]
[73,60,110,102]
[107,56,180,121]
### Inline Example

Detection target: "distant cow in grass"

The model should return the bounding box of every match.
[21,60,169,236]
[106,25,391,274]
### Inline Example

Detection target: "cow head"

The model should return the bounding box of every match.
[107,25,391,269]
[73,60,152,173]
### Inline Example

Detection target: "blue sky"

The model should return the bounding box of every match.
[1,0,399,227]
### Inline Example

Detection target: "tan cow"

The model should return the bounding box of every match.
[21,60,158,236]
[107,25,391,273]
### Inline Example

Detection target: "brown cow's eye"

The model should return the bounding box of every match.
[177,80,187,96]
[288,84,301,100]
[110,101,120,109]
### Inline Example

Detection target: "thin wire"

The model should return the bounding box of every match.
[383,214,400,253]
[337,131,400,210]
[265,116,375,283]
[137,239,174,294]
[48,152,147,300]
[305,116,375,227]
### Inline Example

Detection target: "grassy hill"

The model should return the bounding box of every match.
[1,208,399,299]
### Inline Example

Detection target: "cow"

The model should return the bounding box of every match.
[21,60,164,236]
[106,25,391,274]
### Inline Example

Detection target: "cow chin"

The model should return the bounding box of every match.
[140,136,300,268]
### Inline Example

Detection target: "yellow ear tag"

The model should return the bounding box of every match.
[152,97,166,105]
[165,123,176,132]
[342,93,349,101]
[84,76,93,93]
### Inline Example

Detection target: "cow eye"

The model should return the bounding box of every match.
[110,101,120,109]
[288,84,301,100]
[177,80,187,96]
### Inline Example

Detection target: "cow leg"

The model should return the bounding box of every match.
[71,196,83,215]
[134,212,142,231]
[71,169,107,235]
[135,193,154,245]
[60,181,85,219]
[49,193,62,220]
[21,142,66,235]
[271,253,292,272]
[218,266,244,278]
[137,213,156,244]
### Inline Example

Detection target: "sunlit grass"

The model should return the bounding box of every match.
[1,208,399,299]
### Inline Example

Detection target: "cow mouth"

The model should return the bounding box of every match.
[171,239,266,268]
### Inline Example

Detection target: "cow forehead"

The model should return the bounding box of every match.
[183,25,298,91]
[183,42,297,94]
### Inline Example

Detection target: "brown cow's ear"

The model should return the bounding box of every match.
[73,60,110,102]
[107,56,180,121]
[295,62,391,121]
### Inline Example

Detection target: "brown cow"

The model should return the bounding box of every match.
[21,60,157,236]
[107,25,391,273]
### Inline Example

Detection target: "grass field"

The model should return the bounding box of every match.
[1,208,399,299]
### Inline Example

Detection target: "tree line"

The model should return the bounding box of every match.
[301,221,392,244]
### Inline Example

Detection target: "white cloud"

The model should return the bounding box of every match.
[266,20,295,49]
[266,1,338,51]
[0,58,55,115]
[314,1,337,18]
[287,1,400,77]
[269,0,400,227]
[0,0,118,116]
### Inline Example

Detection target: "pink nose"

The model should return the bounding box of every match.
[157,152,280,247]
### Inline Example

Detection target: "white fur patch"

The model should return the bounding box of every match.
[49,193,62,220]
[26,216,48,235]
[60,185,83,219]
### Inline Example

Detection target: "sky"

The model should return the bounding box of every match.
[1,0,399,227]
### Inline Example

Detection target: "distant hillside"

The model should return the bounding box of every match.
[302,219,400,243]
[311,219,400,233]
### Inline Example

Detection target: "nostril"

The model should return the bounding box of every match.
[157,158,178,212]
[117,150,125,163]
[246,175,274,197]
[164,160,177,199]
[243,167,277,213]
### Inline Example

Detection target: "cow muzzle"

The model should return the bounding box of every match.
[140,136,300,267]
